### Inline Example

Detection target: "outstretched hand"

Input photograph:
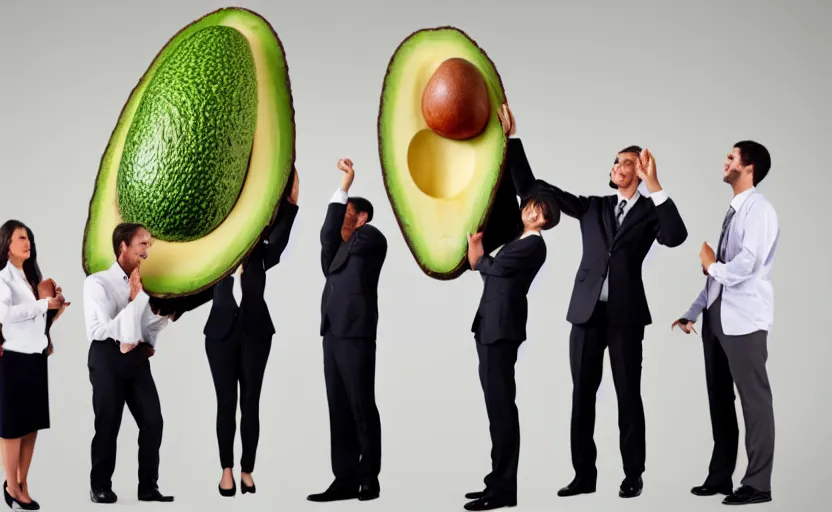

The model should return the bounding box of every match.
[467,232,485,269]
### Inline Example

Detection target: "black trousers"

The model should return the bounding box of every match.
[701,293,774,492]
[205,320,272,472]
[476,338,521,498]
[88,339,163,493]
[322,331,381,488]
[568,302,646,482]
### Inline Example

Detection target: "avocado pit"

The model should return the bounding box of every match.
[420,57,490,140]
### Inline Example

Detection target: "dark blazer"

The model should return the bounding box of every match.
[149,199,299,337]
[319,202,387,340]
[471,234,547,345]
[506,138,688,327]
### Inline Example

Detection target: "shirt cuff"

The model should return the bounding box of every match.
[330,188,348,204]
[37,298,50,313]
[649,189,668,206]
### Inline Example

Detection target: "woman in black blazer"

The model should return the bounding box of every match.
[158,170,299,497]
[0,220,68,510]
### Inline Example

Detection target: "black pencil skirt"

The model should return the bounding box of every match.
[0,349,50,439]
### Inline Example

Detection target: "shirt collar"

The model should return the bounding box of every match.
[730,186,755,211]
[109,261,129,282]
[616,190,640,205]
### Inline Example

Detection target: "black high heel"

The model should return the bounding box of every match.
[3,481,40,510]
[218,478,236,497]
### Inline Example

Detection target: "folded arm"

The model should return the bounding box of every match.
[83,278,148,344]
[263,200,300,270]
[707,201,779,287]
[475,236,546,277]
[0,282,49,323]
[506,138,590,218]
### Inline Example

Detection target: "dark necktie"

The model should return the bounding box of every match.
[615,200,627,227]
[716,206,736,263]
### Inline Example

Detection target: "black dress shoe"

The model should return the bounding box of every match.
[307,481,359,502]
[691,483,733,496]
[138,488,174,502]
[241,480,255,494]
[463,493,517,511]
[465,488,488,499]
[90,488,118,504]
[358,484,380,501]
[722,485,772,505]
[557,476,596,497]
[4,482,40,510]
[619,477,643,498]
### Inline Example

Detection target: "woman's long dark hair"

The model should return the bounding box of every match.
[0,220,48,346]
[0,219,43,295]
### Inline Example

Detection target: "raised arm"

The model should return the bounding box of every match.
[633,148,688,248]
[263,168,300,270]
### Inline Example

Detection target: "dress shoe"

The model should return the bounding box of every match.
[358,483,380,501]
[241,480,256,494]
[138,488,174,502]
[557,476,596,497]
[463,492,517,511]
[465,488,488,500]
[722,485,772,505]
[4,482,40,510]
[691,483,733,496]
[307,481,359,502]
[90,488,118,504]
[619,477,643,498]
[218,478,236,497]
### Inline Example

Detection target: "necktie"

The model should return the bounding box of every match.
[615,200,627,227]
[716,206,736,263]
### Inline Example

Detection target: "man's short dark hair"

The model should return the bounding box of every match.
[734,140,771,186]
[112,222,146,257]
[348,197,374,223]
[609,145,643,189]
[522,190,561,230]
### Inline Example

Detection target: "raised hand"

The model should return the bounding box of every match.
[337,158,355,192]
[497,103,516,136]
[467,231,485,269]
[129,265,143,301]
[287,166,299,205]
[636,148,660,191]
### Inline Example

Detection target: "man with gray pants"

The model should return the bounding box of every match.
[672,140,779,506]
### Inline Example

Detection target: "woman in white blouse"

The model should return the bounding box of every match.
[0,220,67,510]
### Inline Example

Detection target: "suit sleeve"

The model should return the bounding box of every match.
[320,191,348,276]
[653,197,688,248]
[475,236,546,277]
[148,287,215,321]
[262,201,299,270]
[349,225,387,257]
[506,138,591,218]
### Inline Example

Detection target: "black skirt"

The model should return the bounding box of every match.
[0,349,50,439]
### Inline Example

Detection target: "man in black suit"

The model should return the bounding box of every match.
[497,105,688,499]
[148,170,300,496]
[462,136,562,510]
[307,158,387,504]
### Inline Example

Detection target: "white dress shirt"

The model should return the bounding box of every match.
[598,188,669,301]
[0,263,50,354]
[682,187,779,335]
[331,188,349,205]
[83,261,170,346]
[231,266,243,305]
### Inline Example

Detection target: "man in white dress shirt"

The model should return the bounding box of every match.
[83,222,177,504]
[673,140,778,506]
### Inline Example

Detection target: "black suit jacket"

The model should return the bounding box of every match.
[506,138,688,327]
[149,199,299,339]
[319,202,387,339]
[471,233,548,345]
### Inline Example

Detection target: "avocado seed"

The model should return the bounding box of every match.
[421,58,491,140]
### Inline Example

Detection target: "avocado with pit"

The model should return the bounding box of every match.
[378,27,521,280]
[82,7,295,297]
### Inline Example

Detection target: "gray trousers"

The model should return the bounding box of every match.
[702,293,775,492]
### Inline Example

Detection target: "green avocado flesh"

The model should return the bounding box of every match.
[117,25,258,242]
[378,27,507,280]
[82,8,295,298]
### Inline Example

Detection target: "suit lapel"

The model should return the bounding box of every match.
[329,237,353,273]
[613,197,650,246]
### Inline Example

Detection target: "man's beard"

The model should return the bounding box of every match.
[723,169,741,183]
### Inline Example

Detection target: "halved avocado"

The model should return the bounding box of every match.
[82,7,295,298]
[377,27,514,280]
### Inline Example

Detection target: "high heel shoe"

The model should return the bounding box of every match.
[3,481,40,510]
[218,478,236,497]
